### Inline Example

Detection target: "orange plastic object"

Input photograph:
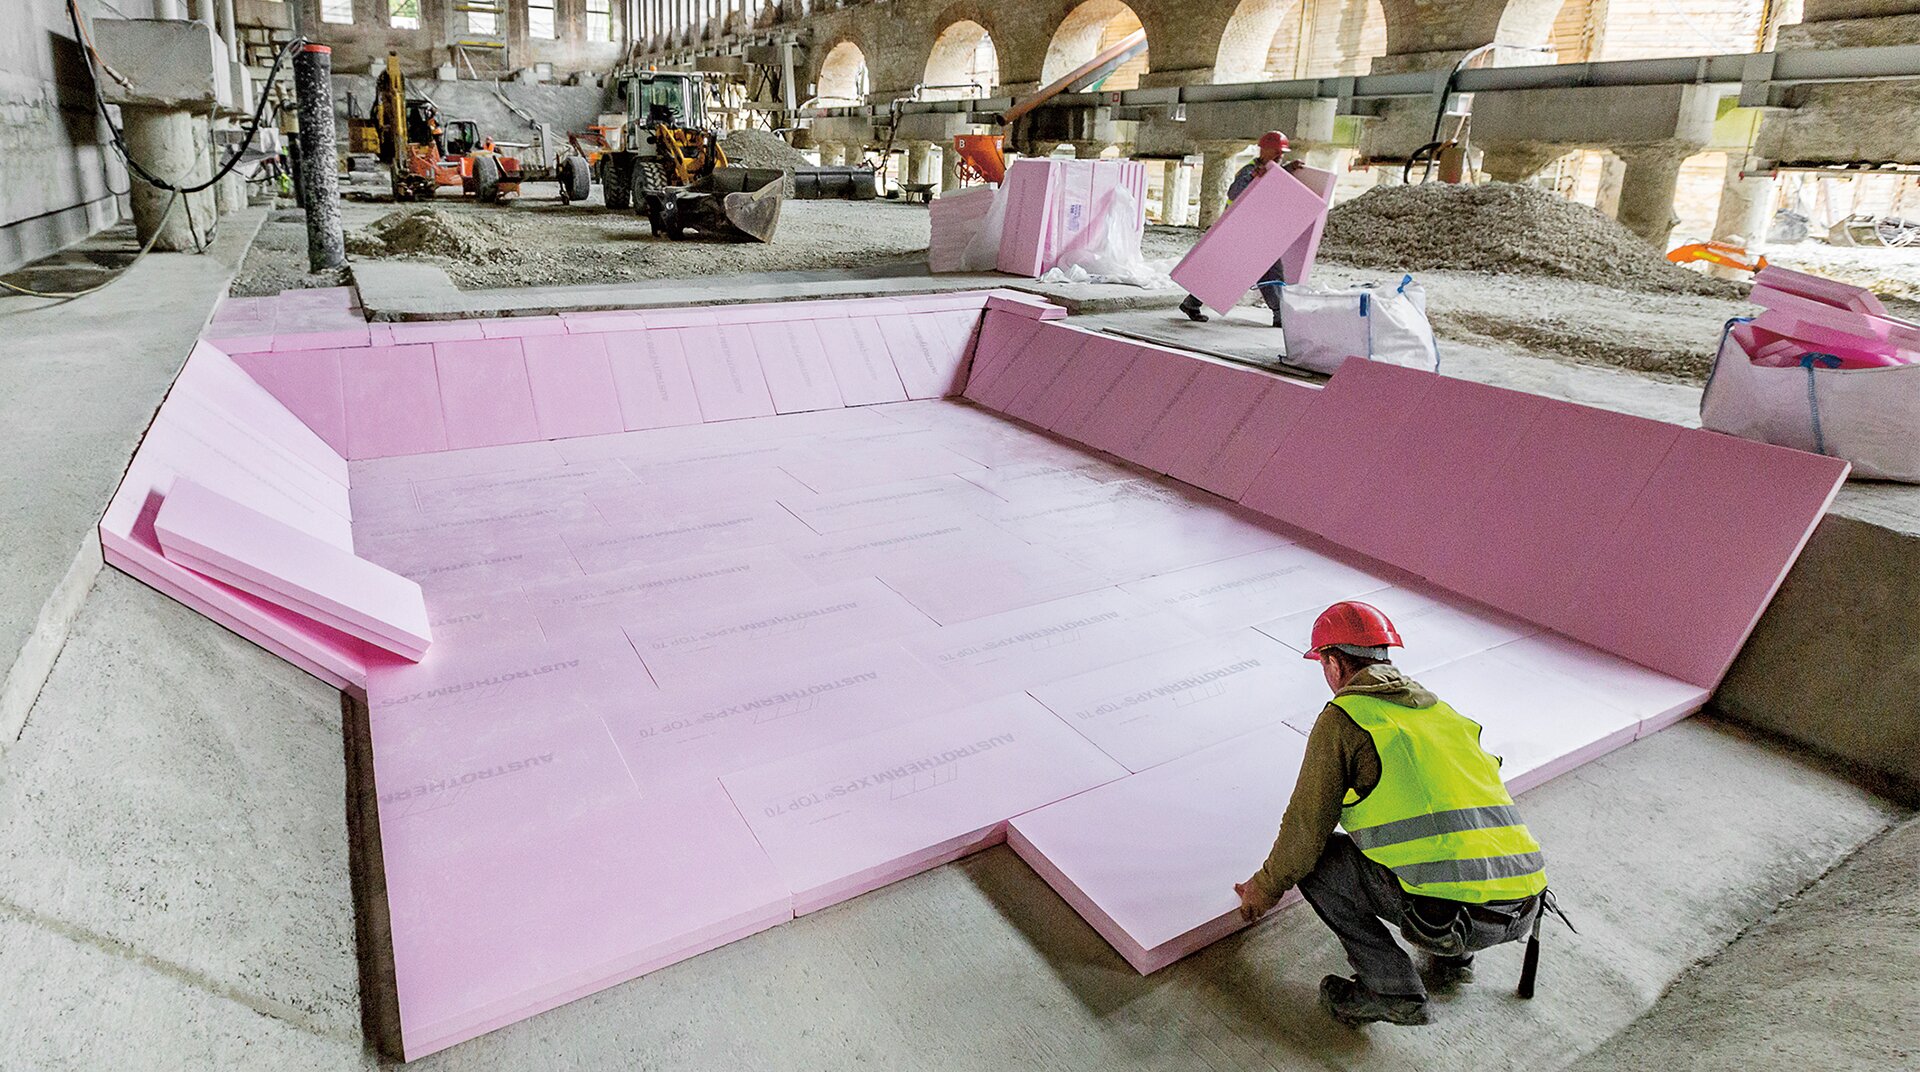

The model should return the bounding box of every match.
[1667,241,1768,274]
[953,134,1005,185]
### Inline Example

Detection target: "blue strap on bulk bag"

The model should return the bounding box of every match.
[1800,351,1842,455]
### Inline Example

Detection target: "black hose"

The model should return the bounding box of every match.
[66,0,302,195]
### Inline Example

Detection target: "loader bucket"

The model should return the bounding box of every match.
[721,181,784,242]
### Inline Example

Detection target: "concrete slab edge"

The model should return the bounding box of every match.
[0,531,103,748]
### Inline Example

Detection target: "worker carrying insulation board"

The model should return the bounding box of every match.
[1179,130,1303,328]
[1234,601,1571,1027]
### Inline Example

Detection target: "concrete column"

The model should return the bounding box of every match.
[217,0,238,60]
[940,146,961,193]
[1164,159,1191,226]
[120,107,200,251]
[905,141,930,186]
[1595,154,1627,218]
[818,142,842,166]
[1072,141,1104,160]
[189,115,218,229]
[1616,148,1687,247]
[293,43,344,271]
[1712,154,1777,248]
[1198,148,1236,229]
[190,0,216,26]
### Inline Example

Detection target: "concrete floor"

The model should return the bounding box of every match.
[0,206,267,742]
[4,203,1917,1070]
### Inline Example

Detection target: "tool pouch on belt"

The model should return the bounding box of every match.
[1399,897,1474,956]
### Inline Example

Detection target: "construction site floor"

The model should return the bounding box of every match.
[2,214,1916,1069]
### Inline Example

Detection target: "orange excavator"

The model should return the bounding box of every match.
[1667,240,1769,275]
[374,52,528,202]
[951,28,1147,185]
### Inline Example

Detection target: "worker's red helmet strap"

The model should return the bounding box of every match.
[1304,600,1403,659]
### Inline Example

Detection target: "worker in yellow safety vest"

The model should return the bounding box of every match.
[1234,601,1556,1027]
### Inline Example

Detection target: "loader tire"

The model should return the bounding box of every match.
[558,156,591,204]
[473,155,502,203]
[633,161,670,217]
[602,156,632,210]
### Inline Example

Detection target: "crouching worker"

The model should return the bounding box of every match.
[1179,130,1303,328]
[1233,601,1550,1027]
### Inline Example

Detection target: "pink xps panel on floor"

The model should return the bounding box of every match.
[97,287,1848,1056]
[720,694,1126,914]
[154,478,432,659]
[1008,721,1312,973]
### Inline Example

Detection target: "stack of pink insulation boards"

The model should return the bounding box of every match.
[927,158,1147,277]
[103,283,1846,1059]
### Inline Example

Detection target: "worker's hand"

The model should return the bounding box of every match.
[1235,879,1279,923]
[1283,160,1304,173]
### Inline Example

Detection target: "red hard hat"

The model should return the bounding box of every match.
[1304,601,1402,659]
[1257,130,1290,156]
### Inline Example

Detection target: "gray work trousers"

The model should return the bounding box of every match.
[1297,833,1539,1000]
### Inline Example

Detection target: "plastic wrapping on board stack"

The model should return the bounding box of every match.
[1702,266,1920,481]
[926,158,1148,279]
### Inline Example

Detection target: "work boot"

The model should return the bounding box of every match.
[1179,295,1209,323]
[1422,952,1475,990]
[1318,975,1431,1027]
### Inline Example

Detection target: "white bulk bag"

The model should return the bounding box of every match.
[1701,317,1920,482]
[1279,276,1439,375]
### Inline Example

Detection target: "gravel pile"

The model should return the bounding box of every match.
[1320,182,1741,297]
[718,129,812,197]
[345,207,512,260]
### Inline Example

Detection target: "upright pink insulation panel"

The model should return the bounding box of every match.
[1170,165,1325,314]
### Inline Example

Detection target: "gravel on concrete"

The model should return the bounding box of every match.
[230,208,350,297]
[1320,182,1744,297]
[718,128,813,197]
[323,188,930,289]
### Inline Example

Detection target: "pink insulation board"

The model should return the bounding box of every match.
[1550,429,1847,689]
[230,347,350,456]
[824,317,910,405]
[434,339,542,450]
[1423,398,1681,630]
[371,700,790,1060]
[1170,165,1325,315]
[100,288,1847,1053]
[521,334,627,440]
[1277,164,1338,287]
[721,694,1126,914]
[601,328,708,431]
[749,319,845,413]
[682,323,777,421]
[1007,721,1312,973]
[1027,630,1324,773]
[154,478,432,659]
[341,344,450,459]
[1236,359,1436,533]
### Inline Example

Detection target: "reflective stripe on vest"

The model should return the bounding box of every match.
[1335,692,1548,904]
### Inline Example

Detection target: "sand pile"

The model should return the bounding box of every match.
[346,207,512,260]
[1320,182,1740,296]
[719,129,812,197]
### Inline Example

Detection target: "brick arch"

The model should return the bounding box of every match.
[1041,0,1151,90]
[1214,0,1386,82]
[924,13,1002,96]
[814,39,872,103]
[1375,0,1510,55]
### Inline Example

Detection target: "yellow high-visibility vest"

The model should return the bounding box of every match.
[1335,692,1548,904]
